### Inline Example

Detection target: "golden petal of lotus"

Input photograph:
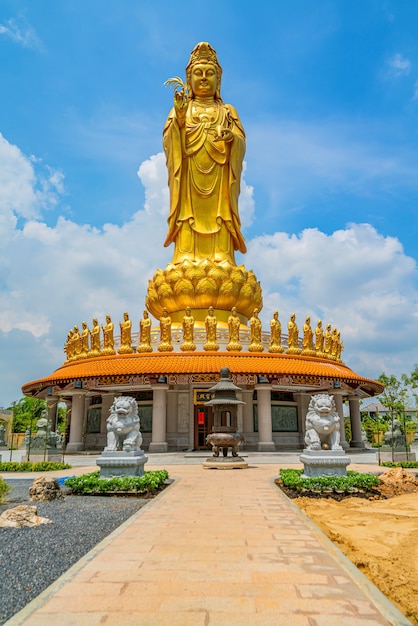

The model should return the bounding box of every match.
[196,277,217,293]
[185,267,206,281]
[219,280,239,296]
[208,267,228,281]
[174,278,194,295]
[165,269,183,283]
[157,284,174,298]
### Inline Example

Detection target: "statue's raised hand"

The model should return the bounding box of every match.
[165,76,188,122]
[174,89,187,120]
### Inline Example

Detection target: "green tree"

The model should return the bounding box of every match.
[378,365,418,460]
[7,397,46,433]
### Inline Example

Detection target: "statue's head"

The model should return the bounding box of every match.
[186,42,222,101]
[93,317,98,326]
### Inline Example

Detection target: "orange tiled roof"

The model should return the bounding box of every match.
[22,351,383,395]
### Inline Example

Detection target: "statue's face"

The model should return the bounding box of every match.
[191,63,217,98]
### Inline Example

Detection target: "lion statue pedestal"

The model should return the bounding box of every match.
[96,397,148,478]
[300,393,350,477]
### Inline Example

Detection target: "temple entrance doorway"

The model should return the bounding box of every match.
[193,389,214,449]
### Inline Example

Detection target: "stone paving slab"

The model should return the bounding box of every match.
[6,463,411,625]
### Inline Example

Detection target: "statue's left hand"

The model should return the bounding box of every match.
[214,126,233,142]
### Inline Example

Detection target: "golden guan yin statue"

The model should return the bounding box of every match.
[146,42,262,326]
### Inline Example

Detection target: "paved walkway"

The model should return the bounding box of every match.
[6,456,410,625]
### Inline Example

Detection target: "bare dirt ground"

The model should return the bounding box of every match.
[294,468,418,624]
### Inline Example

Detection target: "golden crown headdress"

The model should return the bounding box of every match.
[186,42,221,71]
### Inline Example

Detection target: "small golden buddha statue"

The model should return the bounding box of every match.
[336,332,344,362]
[180,307,196,351]
[315,320,324,355]
[268,310,283,353]
[287,313,301,355]
[330,327,339,360]
[227,307,242,352]
[158,307,173,352]
[89,318,101,356]
[138,310,152,353]
[118,312,134,354]
[72,325,82,359]
[249,308,263,352]
[64,329,75,362]
[80,321,90,358]
[302,316,314,356]
[101,315,115,355]
[323,323,332,357]
[204,306,219,351]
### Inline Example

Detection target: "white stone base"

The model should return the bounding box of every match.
[96,450,148,478]
[202,456,248,470]
[300,449,351,477]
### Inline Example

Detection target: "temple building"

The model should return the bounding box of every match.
[22,43,383,452]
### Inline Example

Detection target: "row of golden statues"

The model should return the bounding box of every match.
[64,308,343,363]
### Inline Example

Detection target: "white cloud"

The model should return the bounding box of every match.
[0,15,42,50]
[0,133,64,224]
[0,137,417,406]
[247,224,418,379]
[386,53,411,77]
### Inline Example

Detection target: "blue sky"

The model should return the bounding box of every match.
[0,1,417,407]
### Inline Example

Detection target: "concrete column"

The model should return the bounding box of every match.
[256,385,275,452]
[296,393,311,448]
[241,390,254,433]
[166,390,178,433]
[149,385,168,453]
[46,396,59,431]
[101,394,114,434]
[333,393,348,450]
[66,393,85,452]
[349,396,365,448]
[236,391,244,433]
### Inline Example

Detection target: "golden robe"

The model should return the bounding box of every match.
[163,100,246,264]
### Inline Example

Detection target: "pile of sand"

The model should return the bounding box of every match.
[295,468,418,622]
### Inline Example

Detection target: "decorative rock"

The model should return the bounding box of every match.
[0,505,51,528]
[29,476,63,502]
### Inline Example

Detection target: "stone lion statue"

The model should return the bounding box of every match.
[304,393,342,451]
[105,396,143,453]
[383,419,406,449]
